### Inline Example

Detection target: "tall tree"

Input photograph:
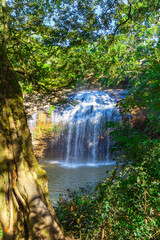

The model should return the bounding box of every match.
[0,46,66,239]
[0,0,64,239]
[0,1,66,237]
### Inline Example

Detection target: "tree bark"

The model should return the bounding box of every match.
[0,46,66,239]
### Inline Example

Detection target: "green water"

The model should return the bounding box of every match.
[40,159,116,204]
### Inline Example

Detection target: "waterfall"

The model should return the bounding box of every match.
[50,90,122,166]
[28,112,38,131]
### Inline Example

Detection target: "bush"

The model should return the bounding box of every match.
[56,137,160,240]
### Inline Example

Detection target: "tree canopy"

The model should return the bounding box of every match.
[0,0,118,91]
[1,0,159,92]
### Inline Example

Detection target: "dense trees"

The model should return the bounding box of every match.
[0,0,119,92]
[0,0,160,239]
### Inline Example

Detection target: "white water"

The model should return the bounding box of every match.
[28,112,38,131]
[50,90,121,166]
[28,90,123,167]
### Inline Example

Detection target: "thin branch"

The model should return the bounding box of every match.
[109,2,132,45]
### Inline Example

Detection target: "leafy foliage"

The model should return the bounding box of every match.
[0,0,120,92]
[56,127,160,239]
[2,0,159,92]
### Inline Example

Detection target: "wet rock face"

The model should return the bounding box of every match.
[29,111,59,158]
[29,90,125,161]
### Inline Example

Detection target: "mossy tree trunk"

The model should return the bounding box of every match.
[0,46,66,239]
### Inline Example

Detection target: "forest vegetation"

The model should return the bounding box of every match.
[0,0,160,239]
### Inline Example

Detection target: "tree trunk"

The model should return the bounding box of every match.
[0,46,66,239]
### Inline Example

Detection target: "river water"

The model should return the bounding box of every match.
[40,159,116,204]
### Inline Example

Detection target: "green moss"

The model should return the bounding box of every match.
[48,105,55,116]
[0,223,3,239]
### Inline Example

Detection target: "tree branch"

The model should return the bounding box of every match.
[109,1,132,44]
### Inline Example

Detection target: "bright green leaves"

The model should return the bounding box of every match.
[48,105,55,115]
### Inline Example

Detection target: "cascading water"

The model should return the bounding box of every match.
[28,112,38,131]
[49,90,122,166]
